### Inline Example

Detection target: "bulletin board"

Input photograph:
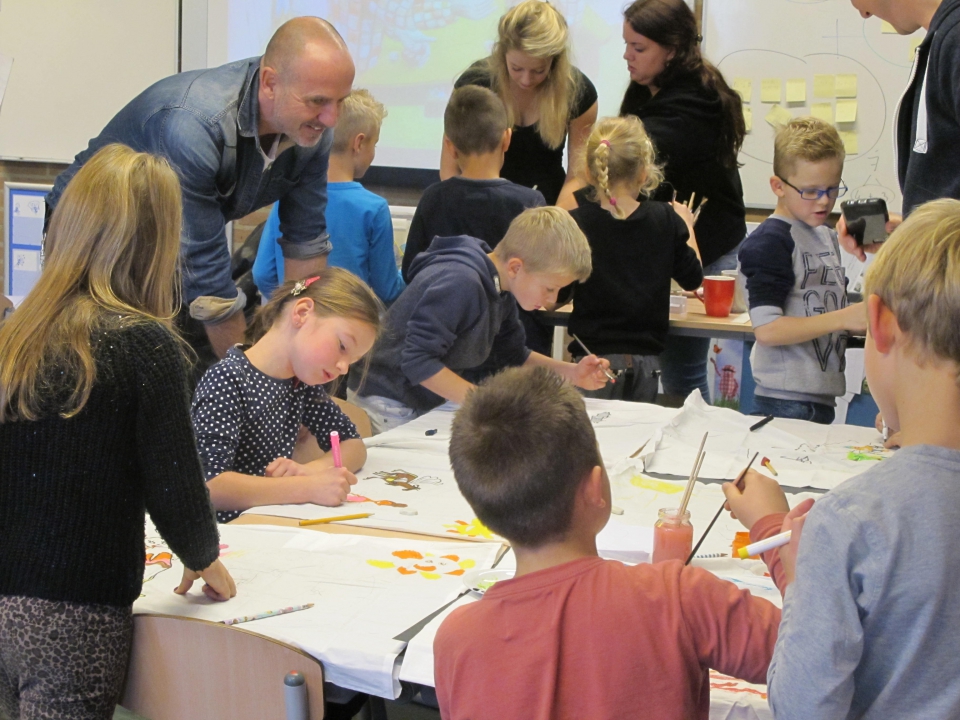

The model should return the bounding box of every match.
[4,183,49,298]
[703,0,925,212]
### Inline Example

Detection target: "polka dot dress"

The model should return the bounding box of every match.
[191,347,360,523]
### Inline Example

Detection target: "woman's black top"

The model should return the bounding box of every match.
[456,61,598,205]
[621,74,747,267]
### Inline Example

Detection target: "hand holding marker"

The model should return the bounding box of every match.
[330,430,342,468]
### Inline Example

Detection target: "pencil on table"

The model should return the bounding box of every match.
[299,513,373,526]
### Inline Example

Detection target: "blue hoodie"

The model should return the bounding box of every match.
[350,235,530,414]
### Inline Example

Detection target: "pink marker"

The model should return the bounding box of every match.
[330,431,342,468]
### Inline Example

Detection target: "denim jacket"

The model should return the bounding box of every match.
[46,57,332,316]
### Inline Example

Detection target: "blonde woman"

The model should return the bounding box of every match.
[567,116,703,403]
[0,144,234,720]
[441,0,598,208]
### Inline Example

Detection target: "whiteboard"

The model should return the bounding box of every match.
[703,0,925,212]
[0,0,179,163]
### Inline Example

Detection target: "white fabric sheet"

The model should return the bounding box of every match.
[135,522,498,697]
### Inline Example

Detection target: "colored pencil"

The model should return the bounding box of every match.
[298,512,372,526]
[222,603,314,626]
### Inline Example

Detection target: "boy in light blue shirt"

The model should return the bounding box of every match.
[254,89,404,304]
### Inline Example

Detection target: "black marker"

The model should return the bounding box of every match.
[749,415,774,432]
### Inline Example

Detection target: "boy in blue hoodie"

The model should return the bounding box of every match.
[348,207,611,433]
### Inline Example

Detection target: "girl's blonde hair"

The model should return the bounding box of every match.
[582,116,663,218]
[246,268,384,385]
[0,144,183,422]
[487,0,579,150]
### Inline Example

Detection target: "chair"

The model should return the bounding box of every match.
[121,615,325,720]
[332,397,373,439]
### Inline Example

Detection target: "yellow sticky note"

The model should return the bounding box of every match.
[786,78,807,103]
[733,77,752,102]
[836,99,858,123]
[811,102,834,123]
[881,20,897,34]
[909,35,924,61]
[814,74,835,98]
[761,78,782,103]
[765,104,792,127]
[744,106,753,133]
[835,74,858,98]
[840,131,859,154]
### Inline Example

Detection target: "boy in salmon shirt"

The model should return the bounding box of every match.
[435,365,800,720]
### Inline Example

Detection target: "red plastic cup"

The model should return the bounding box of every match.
[701,276,736,317]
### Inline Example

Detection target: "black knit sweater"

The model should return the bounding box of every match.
[0,321,220,607]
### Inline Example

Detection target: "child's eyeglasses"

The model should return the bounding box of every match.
[778,177,848,201]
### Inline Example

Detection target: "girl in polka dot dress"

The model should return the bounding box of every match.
[191,269,383,522]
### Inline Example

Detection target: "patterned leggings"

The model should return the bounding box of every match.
[0,596,132,720]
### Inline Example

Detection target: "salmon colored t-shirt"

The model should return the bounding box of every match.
[434,517,784,720]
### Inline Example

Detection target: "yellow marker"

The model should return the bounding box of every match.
[299,512,373,526]
[761,457,779,477]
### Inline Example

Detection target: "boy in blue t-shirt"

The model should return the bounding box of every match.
[738,117,866,424]
[253,89,404,304]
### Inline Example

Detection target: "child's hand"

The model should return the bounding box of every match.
[671,200,695,226]
[837,213,902,261]
[722,469,789,530]
[875,412,902,449]
[569,355,612,390]
[265,457,310,477]
[309,467,358,506]
[839,302,868,334]
[175,558,237,602]
[779,498,815,586]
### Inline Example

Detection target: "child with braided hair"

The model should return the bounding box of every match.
[568,115,703,402]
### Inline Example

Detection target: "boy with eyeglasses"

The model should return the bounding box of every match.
[737,117,866,423]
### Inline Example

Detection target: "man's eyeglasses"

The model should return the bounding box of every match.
[778,177,848,201]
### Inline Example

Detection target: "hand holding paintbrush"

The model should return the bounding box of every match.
[685,452,759,565]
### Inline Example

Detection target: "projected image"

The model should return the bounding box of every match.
[224,1,631,168]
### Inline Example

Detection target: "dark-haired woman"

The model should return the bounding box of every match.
[620,0,747,401]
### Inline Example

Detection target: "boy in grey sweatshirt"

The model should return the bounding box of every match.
[738,117,866,424]
[725,199,960,719]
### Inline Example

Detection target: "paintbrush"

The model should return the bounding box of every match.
[570,333,617,384]
[692,198,709,225]
[685,451,759,565]
[677,432,708,519]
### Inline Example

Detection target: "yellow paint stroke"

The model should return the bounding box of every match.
[444,518,495,539]
[630,475,684,494]
[419,572,441,580]
[367,559,395,569]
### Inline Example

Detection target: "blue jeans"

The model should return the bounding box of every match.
[752,395,836,425]
[660,243,742,401]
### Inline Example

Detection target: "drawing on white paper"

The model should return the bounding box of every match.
[366,469,442,491]
[591,412,610,424]
[367,549,476,579]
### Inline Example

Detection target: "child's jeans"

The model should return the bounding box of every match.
[347,390,417,435]
[752,395,835,425]
[578,354,661,403]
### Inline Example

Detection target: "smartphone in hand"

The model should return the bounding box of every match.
[841,198,889,246]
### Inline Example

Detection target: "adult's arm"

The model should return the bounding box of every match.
[556,100,598,209]
[276,131,334,283]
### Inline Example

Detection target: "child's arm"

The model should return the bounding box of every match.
[401,203,430,282]
[670,201,702,263]
[753,303,866,346]
[368,202,406,304]
[669,204,704,289]
[267,437,367,476]
[524,352,611,391]
[766,500,866,720]
[420,367,476,406]
[205,467,356,511]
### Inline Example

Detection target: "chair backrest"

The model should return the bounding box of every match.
[121,615,325,720]
[332,397,373,439]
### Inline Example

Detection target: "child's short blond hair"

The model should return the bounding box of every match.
[864,199,960,377]
[330,88,387,153]
[773,117,845,179]
[493,206,592,281]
